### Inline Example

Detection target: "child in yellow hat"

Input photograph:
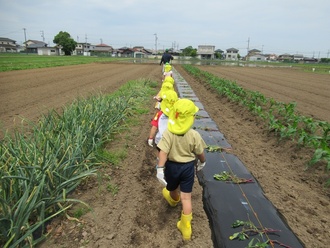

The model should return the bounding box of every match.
[148,90,179,185]
[153,79,175,109]
[162,62,173,81]
[156,99,207,240]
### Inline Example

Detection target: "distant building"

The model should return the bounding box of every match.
[73,42,95,55]
[293,54,304,61]
[93,43,113,55]
[0,37,19,52]
[24,40,48,53]
[278,53,293,61]
[265,54,278,61]
[225,48,239,60]
[248,54,267,61]
[245,49,261,60]
[197,45,215,59]
[117,47,135,57]
[303,57,318,63]
[37,46,62,56]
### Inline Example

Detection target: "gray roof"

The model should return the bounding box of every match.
[226,47,239,52]
[0,37,16,42]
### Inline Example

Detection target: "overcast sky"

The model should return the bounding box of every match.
[1,0,329,57]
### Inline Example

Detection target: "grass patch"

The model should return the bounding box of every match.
[96,148,127,166]
[72,205,92,219]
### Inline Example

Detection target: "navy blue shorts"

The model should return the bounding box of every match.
[164,160,195,193]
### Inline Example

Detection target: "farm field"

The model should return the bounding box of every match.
[0,63,329,248]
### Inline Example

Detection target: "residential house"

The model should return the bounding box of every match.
[73,42,95,55]
[248,54,267,62]
[133,46,152,55]
[248,49,261,55]
[278,53,293,61]
[37,46,62,56]
[225,48,239,60]
[116,46,152,58]
[293,54,304,61]
[24,40,48,53]
[197,45,215,59]
[93,43,113,56]
[265,54,278,61]
[132,46,153,58]
[245,49,261,60]
[0,37,19,52]
[117,47,135,57]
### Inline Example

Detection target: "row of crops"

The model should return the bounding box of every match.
[182,65,330,185]
[0,79,155,247]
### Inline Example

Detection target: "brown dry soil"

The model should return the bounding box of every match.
[0,63,329,248]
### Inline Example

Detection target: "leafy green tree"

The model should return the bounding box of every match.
[215,52,223,59]
[53,31,77,55]
[181,46,197,57]
[320,58,330,63]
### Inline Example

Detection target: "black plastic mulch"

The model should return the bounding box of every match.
[173,69,305,248]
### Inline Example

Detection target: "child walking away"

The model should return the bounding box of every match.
[153,81,175,109]
[156,99,207,240]
[162,62,173,81]
[148,90,179,185]
[160,49,174,72]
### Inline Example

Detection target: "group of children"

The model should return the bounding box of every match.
[147,62,207,241]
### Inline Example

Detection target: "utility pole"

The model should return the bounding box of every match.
[154,33,158,55]
[85,34,88,55]
[40,30,45,42]
[246,37,250,61]
[23,28,27,54]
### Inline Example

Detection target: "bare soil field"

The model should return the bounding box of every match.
[0,63,329,248]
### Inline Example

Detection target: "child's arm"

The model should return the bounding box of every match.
[196,152,206,163]
[156,150,168,186]
[154,91,161,101]
[158,150,168,167]
[196,152,206,171]
[147,124,158,147]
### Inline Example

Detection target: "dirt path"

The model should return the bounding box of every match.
[0,63,329,248]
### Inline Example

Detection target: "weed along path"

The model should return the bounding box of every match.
[0,63,329,248]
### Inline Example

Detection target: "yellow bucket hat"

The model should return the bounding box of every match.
[168,99,199,135]
[164,63,172,72]
[163,76,174,85]
[160,90,178,116]
[159,81,174,96]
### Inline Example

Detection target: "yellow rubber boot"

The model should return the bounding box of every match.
[177,212,193,240]
[162,188,180,207]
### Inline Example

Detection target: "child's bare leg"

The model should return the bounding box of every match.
[170,188,180,201]
[180,192,192,214]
